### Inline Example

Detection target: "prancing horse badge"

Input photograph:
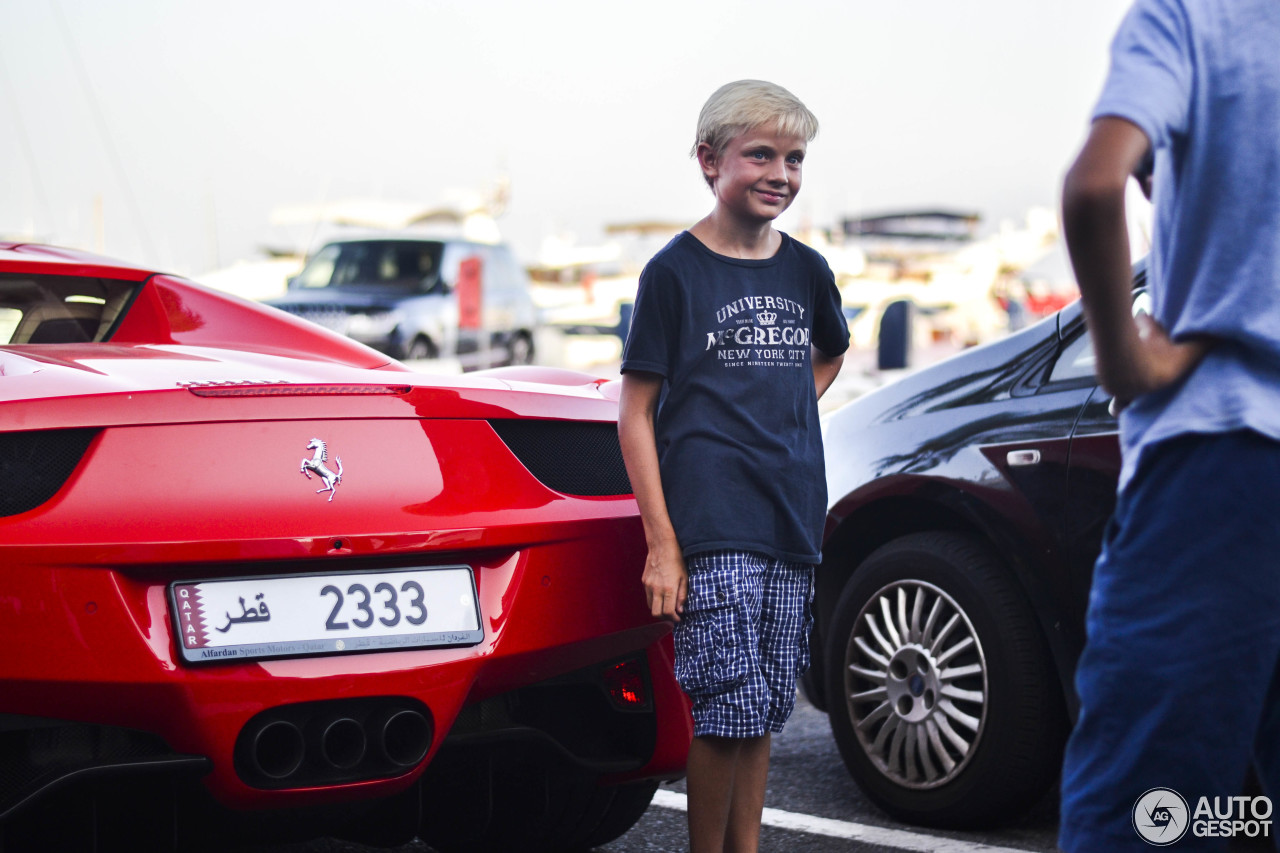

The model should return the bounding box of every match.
[300,438,343,501]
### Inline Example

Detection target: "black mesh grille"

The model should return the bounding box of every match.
[488,420,632,497]
[0,721,196,820]
[0,429,97,517]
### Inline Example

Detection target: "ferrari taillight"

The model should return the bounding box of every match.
[603,659,649,710]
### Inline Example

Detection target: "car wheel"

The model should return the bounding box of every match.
[507,332,535,365]
[406,336,438,361]
[824,531,1066,827]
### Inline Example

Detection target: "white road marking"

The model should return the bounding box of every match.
[650,789,1037,853]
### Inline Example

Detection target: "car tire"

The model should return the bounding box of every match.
[824,531,1066,828]
[406,335,438,361]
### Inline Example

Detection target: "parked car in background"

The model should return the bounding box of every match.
[268,234,538,368]
[0,243,688,852]
[811,265,1146,828]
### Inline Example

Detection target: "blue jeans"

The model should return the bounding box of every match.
[1060,430,1280,851]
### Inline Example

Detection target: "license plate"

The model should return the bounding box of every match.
[169,566,482,664]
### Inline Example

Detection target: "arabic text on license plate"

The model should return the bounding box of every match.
[169,567,482,663]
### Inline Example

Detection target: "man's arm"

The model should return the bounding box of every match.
[1061,116,1209,403]
[617,371,687,622]
[813,348,844,399]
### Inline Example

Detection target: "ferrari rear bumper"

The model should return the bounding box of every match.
[0,522,691,815]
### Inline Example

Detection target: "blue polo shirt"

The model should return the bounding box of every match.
[1093,0,1280,488]
[621,232,849,564]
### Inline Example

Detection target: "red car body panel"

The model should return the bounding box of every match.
[0,246,691,846]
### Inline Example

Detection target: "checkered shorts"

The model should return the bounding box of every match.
[672,550,814,738]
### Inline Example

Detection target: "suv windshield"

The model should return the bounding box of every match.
[0,274,139,345]
[294,241,446,293]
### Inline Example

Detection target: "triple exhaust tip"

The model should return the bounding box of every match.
[247,706,432,783]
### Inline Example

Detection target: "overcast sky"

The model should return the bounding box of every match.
[1,0,1134,274]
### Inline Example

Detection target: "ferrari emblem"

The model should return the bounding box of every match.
[301,438,343,501]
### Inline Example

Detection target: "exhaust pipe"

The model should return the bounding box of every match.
[319,716,367,770]
[237,697,432,788]
[249,719,305,780]
[377,708,432,767]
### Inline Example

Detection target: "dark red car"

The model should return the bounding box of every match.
[812,271,1146,828]
[0,244,690,852]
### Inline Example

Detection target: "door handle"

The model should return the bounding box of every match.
[1007,449,1041,467]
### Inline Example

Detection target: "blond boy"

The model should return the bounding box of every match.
[618,80,847,853]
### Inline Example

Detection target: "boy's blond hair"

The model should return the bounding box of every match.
[691,80,819,185]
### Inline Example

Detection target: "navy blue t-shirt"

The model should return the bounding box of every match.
[621,231,849,564]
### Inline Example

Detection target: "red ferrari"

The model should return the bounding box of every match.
[0,244,691,852]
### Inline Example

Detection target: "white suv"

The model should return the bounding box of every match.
[269,235,538,367]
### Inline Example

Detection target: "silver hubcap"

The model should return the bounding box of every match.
[843,580,987,789]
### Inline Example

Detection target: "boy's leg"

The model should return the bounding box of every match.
[675,552,772,852]
[759,559,814,732]
[686,734,770,853]
[686,736,739,853]
[725,733,770,853]
[689,557,806,853]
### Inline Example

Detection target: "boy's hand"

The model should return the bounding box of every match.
[642,542,688,622]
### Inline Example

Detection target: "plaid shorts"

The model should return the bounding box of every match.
[672,550,814,739]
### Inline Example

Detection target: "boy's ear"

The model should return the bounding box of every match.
[695,142,719,183]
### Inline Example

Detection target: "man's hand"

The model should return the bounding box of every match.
[641,540,688,622]
[1105,313,1211,410]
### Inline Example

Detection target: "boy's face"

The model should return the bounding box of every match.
[700,124,806,226]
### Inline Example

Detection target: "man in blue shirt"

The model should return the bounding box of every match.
[1060,0,1280,848]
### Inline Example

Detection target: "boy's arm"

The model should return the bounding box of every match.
[618,371,688,622]
[812,347,844,400]
[1062,116,1208,404]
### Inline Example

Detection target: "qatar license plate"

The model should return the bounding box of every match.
[169,566,482,664]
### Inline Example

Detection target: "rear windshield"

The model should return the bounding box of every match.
[0,274,140,345]
[294,241,446,292]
